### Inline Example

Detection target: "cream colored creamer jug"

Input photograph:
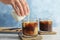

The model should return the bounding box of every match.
[11,10,26,22]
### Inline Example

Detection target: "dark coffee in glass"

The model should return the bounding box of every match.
[22,19,38,37]
[39,20,52,32]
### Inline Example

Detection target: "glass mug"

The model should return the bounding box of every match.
[39,18,52,32]
[22,19,38,37]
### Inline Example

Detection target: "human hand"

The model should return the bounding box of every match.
[0,0,30,16]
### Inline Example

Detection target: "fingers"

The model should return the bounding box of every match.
[23,0,30,14]
[11,2,21,16]
[19,0,30,15]
[19,0,27,15]
[15,0,24,16]
[25,3,30,15]
[15,5,21,16]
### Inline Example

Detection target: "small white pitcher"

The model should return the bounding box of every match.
[11,10,26,22]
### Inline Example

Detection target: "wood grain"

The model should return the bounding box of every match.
[18,34,42,40]
[38,31,56,35]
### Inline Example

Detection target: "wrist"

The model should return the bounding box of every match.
[0,0,3,2]
[0,0,1,2]
[0,0,11,4]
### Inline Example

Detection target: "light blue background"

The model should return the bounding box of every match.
[0,0,60,27]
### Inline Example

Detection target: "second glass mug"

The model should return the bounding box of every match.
[39,18,52,32]
[22,19,38,37]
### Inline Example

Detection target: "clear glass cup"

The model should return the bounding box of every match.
[39,18,52,32]
[22,19,38,37]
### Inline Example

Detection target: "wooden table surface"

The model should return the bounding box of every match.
[0,27,58,40]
